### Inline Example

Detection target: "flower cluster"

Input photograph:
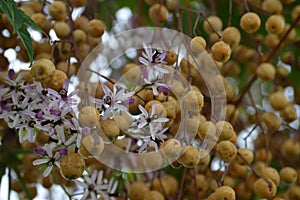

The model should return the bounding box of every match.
[0,70,91,177]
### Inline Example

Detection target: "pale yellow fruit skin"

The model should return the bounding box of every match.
[99,119,120,141]
[143,190,164,200]
[44,69,68,91]
[211,41,231,63]
[204,16,223,33]
[88,19,105,38]
[236,148,254,165]
[222,26,241,48]
[180,145,200,168]
[261,112,281,130]
[216,140,237,162]
[73,29,87,44]
[49,1,67,21]
[190,36,206,53]
[60,152,86,180]
[30,59,56,82]
[79,134,104,158]
[265,15,285,35]
[128,181,150,200]
[214,186,236,200]
[269,91,289,110]
[261,167,280,186]
[54,22,71,39]
[262,0,283,14]
[254,178,277,199]
[149,4,168,23]
[280,167,298,184]
[240,12,261,33]
[78,106,100,127]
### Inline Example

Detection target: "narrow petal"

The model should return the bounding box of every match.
[43,165,53,177]
[33,158,49,165]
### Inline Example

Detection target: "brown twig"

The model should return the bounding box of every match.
[177,168,187,200]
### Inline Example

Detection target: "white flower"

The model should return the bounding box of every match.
[32,143,61,177]
[136,103,169,130]
[91,84,134,120]
[74,170,118,200]
[138,124,168,153]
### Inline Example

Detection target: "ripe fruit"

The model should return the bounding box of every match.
[79,134,104,158]
[30,59,56,82]
[152,177,172,196]
[54,22,71,39]
[236,148,254,165]
[60,152,86,180]
[179,145,200,168]
[291,5,300,23]
[216,141,237,162]
[222,26,241,48]
[262,0,283,14]
[143,190,164,200]
[161,138,182,159]
[73,29,87,44]
[269,91,289,110]
[214,186,236,200]
[99,119,120,141]
[190,36,206,53]
[45,70,68,91]
[261,167,280,186]
[198,121,217,139]
[287,186,300,200]
[128,181,149,200]
[240,12,261,33]
[164,50,178,65]
[215,121,235,141]
[265,15,285,34]
[145,100,167,118]
[149,4,168,23]
[203,16,223,34]
[280,103,297,123]
[256,62,276,81]
[49,1,67,21]
[281,139,300,158]
[254,178,277,199]
[211,41,231,63]
[280,167,297,184]
[78,106,100,127]
[261,112,281,130]
[88,19,105,38]
[123,63,141,83]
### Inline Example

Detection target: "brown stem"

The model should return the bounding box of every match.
[228,0,232,26]
[193,15,200,37]
[87,69,115,85]
[210,0,217,15]
[220,162,232,185]
[231,75,257,122]
[184,0,193,37]
[177,168,187,200]
[193,168,199,200]
[237,152,260,177]
[243,124,258,148]
[179,8,222,39]
[243,0,250,12]
[65,0,84,64]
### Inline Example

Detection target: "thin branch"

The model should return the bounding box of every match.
[177,168,187,200]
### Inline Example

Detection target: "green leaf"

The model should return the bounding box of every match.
[0,0,48,66]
